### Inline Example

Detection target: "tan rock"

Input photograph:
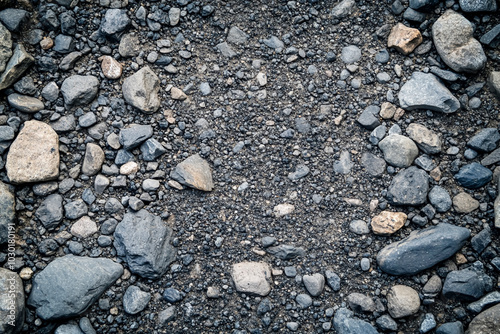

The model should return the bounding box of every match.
[406,123,442,154]
[467,303,500,334]
[120,161,139,175]
[6,120,59,184]
[387,285,420,318]
[231,262,272,296]
[71,216,98,238]
[169,154,213,191]
[82,143,105,176]
[100,55,122,79]
[273,203,295,217]
[371,211,407,236]
[388,23,423,55]
[453,192,479,213]
[171,87,187,100]
[380,102,397,119]
[40,37,53,50]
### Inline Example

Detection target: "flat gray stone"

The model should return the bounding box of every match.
[227,26,249,45]
[119,124,153,150]
[35,194,63,230]
[170,154,213,191]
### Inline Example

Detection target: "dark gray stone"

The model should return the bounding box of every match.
[387,166,429,206]
[377,223,470,275]
[59,12,76,35]
[0,181,14,244]
[467,128,500,152]
[481,147,500,166]
[123,285,151,315]
[13,76,36,95]
[347,293,375,313]
[140,138,166,161]
[38,238,59,256]
[61,75,99,107]
[325,270,341,291]
[0,126,14,141]
[100,9,130,39]
[455,163,492,189]
[403,8,426,22]
[163,288,183,303]
[27,255,123,320]
[409,0,439,11]
[357,106,381,130]
[430,67,461,81]
[428,186,452,213]
[471,228,491,254]
[64,200,88,220]
[468,291,500,313]
[53,35,75,54]
[0,8,27,31]
[0,44,35,91]
[467,303,500,334]
[442,269,485,301]
[59,51,82,71]
[119,125,153,150]
[333,308,379,334]
[376,315,397,331]
[35,194,63,230]
[361,152,386,177]
[114,149,134,166]
[113,209,176,279]
[436,321,464,334]
[266,244,305,260]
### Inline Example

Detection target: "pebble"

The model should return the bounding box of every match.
[387,285,420,318]
[231,262,272,296]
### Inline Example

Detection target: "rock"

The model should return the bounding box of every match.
[349,219,369,235]
[119,125,153,150]
[170,154,213,191]
[70,216,98,239]
[387,23,423,55]
[436,321,464,334]
[0,181,14,245]
[216,42,236,58]
[53,34,75,54]
[64,200,88,220]
[333,308,379,334]
[331,0,357,19]
[409,0,440,11]
[296,293,312,309]
[371,211,407,236]
[140,138,166,161]
[325,270,341,291]
[423,274,442,298]
[481,25,500,47]
[61,75,99,107]
[467,303,500,334]
[398,72,460,113]
[387,285,420,318]
[453,192,479,213]
[288,164,310,181]
[28,255,123,320]
[170,87,187,100]
[347,293,375,313]
[0,44,35,91]
[341,45,361,64]
[231,262,272,296]
[377,223,470,275]
[0,269,24,334]
[334,151,354,174]
[471,228,491,254]
[157,306,176,325]
[386,166,429,206]
[357,105,381,130]
[54,324,83,334]
[35,194,63,230]
[227,26,249,45]
[406,123,442,154]
[100,9,130,39]
[273,203,295,217]
[420,313,437,333]
[51,115,76,133]
[378,134,418,168]
[302,273,325,297]
[263,36,284,51]
[100,56,122,79]
[122,67,160,113]
[266,244,305,260]
[468,291,500,313]
[376,315,398,331]
[442,269,485,301]
[82,143,105,176]
[428,186,452,212]
[6,120,59,184]
[119,33,141,57]
[113,209,176,279]
[361,152,386,177]
[467,128,500,153]
[432,10,486,73]
[123,285,151,315]
[488,71,500,100]
[459,0,497,12]
[0,8,27,31]
[455,163,492,189]
[0,22,11,72]
[168,7,180,26]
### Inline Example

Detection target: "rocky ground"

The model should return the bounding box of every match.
[0,0,500,333]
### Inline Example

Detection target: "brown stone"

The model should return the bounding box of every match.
[371,211,407,236]
[453,192,479,213]
[6,120,59,184]
[380,102,397,119]
[171,87,187,100]
[387,23,423,55]
[40,37,53,50]
[100,55,122,80]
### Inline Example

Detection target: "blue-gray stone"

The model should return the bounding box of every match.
[35,194,63,230]
[295,294,312,308]
[163,288,183,303]
[420,313,436,333]
[377,223,470,276]
[0,8,28,31]
[442,269,485,301]
[114,149,134,166]
[387,166,429,206]
[54,324,84,334]
[404,8,426,22]
[325,270,341,291]
[288,164,310,181]
[266,244,305,260]
[53,34,75,54]
[409,0,440,11]
[262,36,284,51]
[455,163,492,189]
[257,298,272,315]
[471,228,491,254]
[64,199,88,220]
[428,186,452,213]
[119,125,153,150]
[333,308,379,334]
[61,75,99,107]
[467,128,500,152]
[480,24,500,47]
[341,45,361,64]
[100,9,130,39]
[436,321,464,334]
[460,0,497,12]
[375,49,389,63]
[376,315,397,331]
[357,105,381,130]
[123,285,151,315]
[140,138,166,161]
[430,67,461,82]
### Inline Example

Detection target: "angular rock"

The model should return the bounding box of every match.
[386,166,429,206]
[361,152,386,177]
[0,44,35,91]
[113,209,176,279]
[481,148,500,166]
[35,194,63,230]
[170,154,213,191]
[0,181,14,245]
[347,293,375,313]
[216,42,236,58]
[387,285,420,318]
[231,262,272,296]
[331,0,357,19]
[0,22,11,72]
[0,8,27,31]
[100,9,130,39]
[349,219,369,235]
[488,71,500,100]
[70,216,98,239]
[302,273,325,297]
[467,128,500,153]
[436,321,464,334]
[406,123,442,154]
[333,308,379,334]
[409,0,440,11]
[442,269,485,301]
[371,211,407,236]
[334,151,354,174]
[453,192,479,213]
[387,23,423,55]
[467,304,500,334]
[82,143,105,176]
[378,134,418,168]
[273,203,295,217]
[6,120,59,184]
[455,163,492,189]
[64,200,88,220]
[119,125,153,150]
[122,67,160,113]
[432,10,486,73]
[61,75,99,107]
[468,291,500,313]
[227,26,249,45]
[119,33,140,57]
[140,138,166,161]
[123,285,151,315]
[377,223,470,275]
[28,255,123,320]
[0,269,24,334]
[398,72,460,113]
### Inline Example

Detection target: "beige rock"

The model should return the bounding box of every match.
[467,303,500,334]
[120,161,139,175]
[371,211,407,236]
[170,154,213,191]
[71,216,98,238]
[231,262,272,296]
[40,37,53,50]
[82,143,105,176]
[380,102,397,119]
[6,120,59,184]
[274,203,295,217]
[100,55,122,79]
[387,23,423,55]
[488,71,500,100]
[387,285,420,318]
[19,267,33,280]
[453,192,479,213]
[171,87,187,100]
[406,123,442,154]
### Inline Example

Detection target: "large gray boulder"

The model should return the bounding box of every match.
[113,209,176,279]
[0,269,24,334]
[0,181,14,244]
[377,223,470,275]
[28,255,123,320]
[432,10,486,73]
[61,75,99,107]
[122,67,160,113]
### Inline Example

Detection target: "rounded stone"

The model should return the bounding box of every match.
[387,285,420,318]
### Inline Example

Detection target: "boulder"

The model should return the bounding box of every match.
[442,269,485,301]
[467,303,500,334]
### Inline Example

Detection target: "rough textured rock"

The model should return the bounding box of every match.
[119,33,141,57]
[387,285,420,318]
[347,293,375,313]
[467,303,500,334]
[0,22,12,72]
[378,134,418,167]
[453,192,480,213]
[371,211,407,236]
[387,23,423,55]
[331,0,357,19]
[266,244,305,260]
[333,308,379,334]
[100,9,130,40]
[231,262,272,296]
[113,210,176,279]
[122,66,160,113]
[0,269,24,334]
[0,44,34,91]
[82,143,105,176]
[386,166,429,206]
[467,128,500,153]
[406,123,442,154]
[398,72,460,113]
[61,75,99,107]
[123,285,151,315]
[377,223,470,275]
[428,186,452,212]
[488,71,500,100]
[35,194,63,230]
[7,93,44,113]
[432,10,486,73]
[302,273,325,297]
[6,120,60,184]
[119,124,153,150]
[70,216,98,239]
[455,163,492,189]
[27,255,123,320]
[0,181,14,244]
[459,0,497,12]
[442,269,485,301]
[100,55,122,79]
[170,154,213,191]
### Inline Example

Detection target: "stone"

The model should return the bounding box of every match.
[71,216,98,239]
[467,303,500,334]
[481,25,500,47]
[302,273,325,297]
[467,128,500,153]
[216,42,236,58]
[341,45,361,64]
[163,288,183,303]
[453,192,479,213]
[122,67,160,113]
[428,186,452,212]
[227,26,248,45]
[471,228,491,254]
[157,306,176,325]
[53,34,75,54]
[64,200,88,220]
[28,255,123,320]
[54,324,83,334]
[409,0,440,11]
[100,9,130,39]
[398,72,460,113]
[349,219,369,235]
[288,164,310,181]
[423,274,442,297]
[82,143,105,176]
[420,313,437,333]
[123,285,151,315]
[168,7,180,26]
[459,0,497,12]
[378,134,418,168]
[231,262,272,296]
[468,291,500,313]
[0,269,24,334]
[119,125,153,150]
[404,8,426,22]
[333,308,379,334]
[140,138,166,161]
[488,71,500,100]
[455,163,492,189]
[61,75,99,107]
[0,22,11,72]
[100,56,122,79]
[51,115,76,133]
[386,166,429,206]
[295,294,312,308]
[6,120,59,184]
[0,8,27,31]
[376,315,398,331]
[357,105,381,130]
[119,33,141,57]
[432,10,486,73]
[0,181,14,244]
[442,269,485,301]
[170,154,213,191]
[266,245,305,260]
[263,36,284,51]
[35,194,63,230]
[387,285,420,318]
[113,209,176,279]
[170,87,187,100]
[331,0,357,19]
[273,203,295,217]
[334,151,354,174]
[0,44,35,91]
[369,125,387,145]
[406,123,442,154]
[325,270,341,291]
[436,322,464,334]
[347,293,375,313]
[361,152,386,177]
[387,23,423,55]
[371,211,407,236]
[377,223,470,275]
[481,148,500,166]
